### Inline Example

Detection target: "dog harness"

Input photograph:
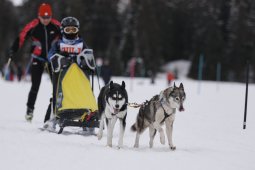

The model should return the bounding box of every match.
[160,101,171,124]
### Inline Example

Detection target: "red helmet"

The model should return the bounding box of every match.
[38,3,52,17]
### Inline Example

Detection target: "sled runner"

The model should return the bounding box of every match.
[51,49,99,134]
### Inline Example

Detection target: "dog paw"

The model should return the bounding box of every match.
[118,144,123,148]
[107,143,112,147]
[105,145,112,148]
[170,146,176,150]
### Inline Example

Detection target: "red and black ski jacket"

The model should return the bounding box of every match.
[10,18,61,62]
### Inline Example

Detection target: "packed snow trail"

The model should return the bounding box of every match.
[1,75,255,170]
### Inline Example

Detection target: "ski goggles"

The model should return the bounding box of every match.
[63,26,79,34]
[41,16,52,19]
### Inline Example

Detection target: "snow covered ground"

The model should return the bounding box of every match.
[0,75,255,170]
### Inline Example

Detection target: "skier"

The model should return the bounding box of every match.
[45,16,96,135]
[7,3,61,121]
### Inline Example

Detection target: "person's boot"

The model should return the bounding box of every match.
[43,117,58,132]
[25,107,34,122]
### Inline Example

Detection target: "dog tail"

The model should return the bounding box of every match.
[131,123,137,132]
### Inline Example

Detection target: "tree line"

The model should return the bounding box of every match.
[1,0,255,82]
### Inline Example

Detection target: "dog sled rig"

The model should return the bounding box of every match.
[50,49,100,134]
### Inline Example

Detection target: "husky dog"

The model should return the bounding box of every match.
[97,81,128,148]
[131,83,185,150]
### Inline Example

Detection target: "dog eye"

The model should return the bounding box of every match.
[111,96,117,100]
[175,97,180,101]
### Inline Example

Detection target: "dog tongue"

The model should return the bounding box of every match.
[179,106,185,112]
[114,109,119,114]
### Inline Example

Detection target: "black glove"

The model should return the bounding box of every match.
[60,57,69,68]
[79,56,86,69]
[51,55,60,72]
[51,54,70,72]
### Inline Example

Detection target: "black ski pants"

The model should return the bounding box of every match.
[27,59,52,110]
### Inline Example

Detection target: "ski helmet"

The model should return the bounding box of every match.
[61,17,80,40]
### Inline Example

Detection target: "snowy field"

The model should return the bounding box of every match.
[0,74,255,170]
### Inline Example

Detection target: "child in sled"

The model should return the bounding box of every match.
[44,17,98,135]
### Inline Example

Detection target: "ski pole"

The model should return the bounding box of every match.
[94,59,101,90]
[4,58,12,80]
[243,60,249,129]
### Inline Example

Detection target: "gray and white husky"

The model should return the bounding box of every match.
[131,83,186,150]
[97,81,128,148]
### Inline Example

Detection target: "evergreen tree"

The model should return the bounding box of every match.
[0,0,18,68]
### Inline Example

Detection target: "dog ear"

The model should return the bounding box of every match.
[179,83,184,89]
[121,81,126,89]
[110,81,114,90]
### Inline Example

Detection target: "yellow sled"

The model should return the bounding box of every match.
[52,49,99,134]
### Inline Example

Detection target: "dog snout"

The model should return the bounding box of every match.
[115,104,119,109]
[179,104,185,112]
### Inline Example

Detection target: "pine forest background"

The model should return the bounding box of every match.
[1,0,255,82]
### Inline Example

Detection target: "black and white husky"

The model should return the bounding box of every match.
[131,83,186,150]
[97,81,128,148]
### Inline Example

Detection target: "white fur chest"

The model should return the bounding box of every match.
[161,100,176,115]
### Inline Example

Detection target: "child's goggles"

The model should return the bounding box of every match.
[63,26,79,34]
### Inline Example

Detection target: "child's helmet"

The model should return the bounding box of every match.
[61,17,80,40]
